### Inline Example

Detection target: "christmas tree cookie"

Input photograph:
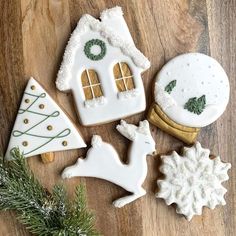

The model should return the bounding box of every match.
[5,78,86,163]
[148,53,230,144]
[156,142,231,221]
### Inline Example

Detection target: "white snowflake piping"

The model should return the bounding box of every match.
[156,142,231,221]
[117,88,139,99]
[84,96,106,108]
[56,8,150,91]
[154,84,177,110]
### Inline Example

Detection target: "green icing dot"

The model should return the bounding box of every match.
[84,39,106,61]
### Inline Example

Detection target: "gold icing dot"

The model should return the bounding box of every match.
[62,141,68,146]
[39,104,44,109]
[23,119,29,124]
[22,141,28,146]
[47,125,53,130]
[25,99,30,103]
[31,85,36,90]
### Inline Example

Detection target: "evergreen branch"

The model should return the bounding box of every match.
[0,148,99,236]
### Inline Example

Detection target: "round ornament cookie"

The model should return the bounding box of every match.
[148,53,230,144]
[156,142,231,221]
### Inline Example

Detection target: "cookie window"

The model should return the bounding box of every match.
[81,69,103,100]
[113,62,135,92]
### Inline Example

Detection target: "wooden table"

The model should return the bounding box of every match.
[0,0,235,235]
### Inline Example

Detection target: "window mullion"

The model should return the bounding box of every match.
[86,69,95,98]
[118,62,128,91]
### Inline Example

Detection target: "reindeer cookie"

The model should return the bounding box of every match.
[62,120,156,207]
[148,53,230,144]
[56,6,150,126]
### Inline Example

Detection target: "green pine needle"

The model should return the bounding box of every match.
[0,148,99,236]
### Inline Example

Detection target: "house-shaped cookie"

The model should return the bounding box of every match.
[56,6,150,126]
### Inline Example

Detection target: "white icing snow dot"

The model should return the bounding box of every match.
[90,45,101,55]
[154,53,230,128]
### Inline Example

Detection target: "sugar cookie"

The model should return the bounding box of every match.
[5,78,86,163]
[56,6,150,126]
[148,53,230,143]
[62,120,156,207]
[156,142,231,221]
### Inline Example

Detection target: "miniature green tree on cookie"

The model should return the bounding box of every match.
[184,95,206,115]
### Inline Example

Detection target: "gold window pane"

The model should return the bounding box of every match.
[83,87,93,100]
[81,70,89,86]
[116,79,126,92]
[121,62,132,77]
[113,63,122,79]
[89,70,99,84]
[93,85,103,98]
[126,77,135,90]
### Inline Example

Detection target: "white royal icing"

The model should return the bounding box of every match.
[117,88,139,99]
[154,53,230,127]
[62,120,156,208]
[154,84,177,110]
[156,142,231,221]
[5,78,86,160]
[56,6,150,126]
[84,96,106,108]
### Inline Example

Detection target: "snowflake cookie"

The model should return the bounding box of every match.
[156,142,231,221]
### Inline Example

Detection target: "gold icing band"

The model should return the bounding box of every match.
[147,103,199,144]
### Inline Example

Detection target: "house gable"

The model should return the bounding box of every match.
[56,6,150,92]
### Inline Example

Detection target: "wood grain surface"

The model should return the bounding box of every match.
[0,0,235,235]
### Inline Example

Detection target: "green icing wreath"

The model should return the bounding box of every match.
[84,39,106,61]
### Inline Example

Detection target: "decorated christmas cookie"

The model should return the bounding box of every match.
[5,78,86,163]
[62,120,156,207]
[148,53,230,144]
[56,6,150,126]
[156,142,231,221]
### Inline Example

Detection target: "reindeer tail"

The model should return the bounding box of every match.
[91,135,103,148]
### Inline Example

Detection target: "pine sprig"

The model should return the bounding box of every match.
[0,148,99,236]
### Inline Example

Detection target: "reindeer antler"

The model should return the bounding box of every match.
[137,120,151,135]
[116,120,137,140]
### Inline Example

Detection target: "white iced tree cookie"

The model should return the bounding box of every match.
[62,120,156,207]
[5,78,86,163]
[56,6,150,126]
[148,53,230,144]
[156,142,231,221]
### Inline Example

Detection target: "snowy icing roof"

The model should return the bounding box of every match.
[56,6,150,91]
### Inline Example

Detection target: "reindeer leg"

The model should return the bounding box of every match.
[113,188,146,208]
[62,158,84,179]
